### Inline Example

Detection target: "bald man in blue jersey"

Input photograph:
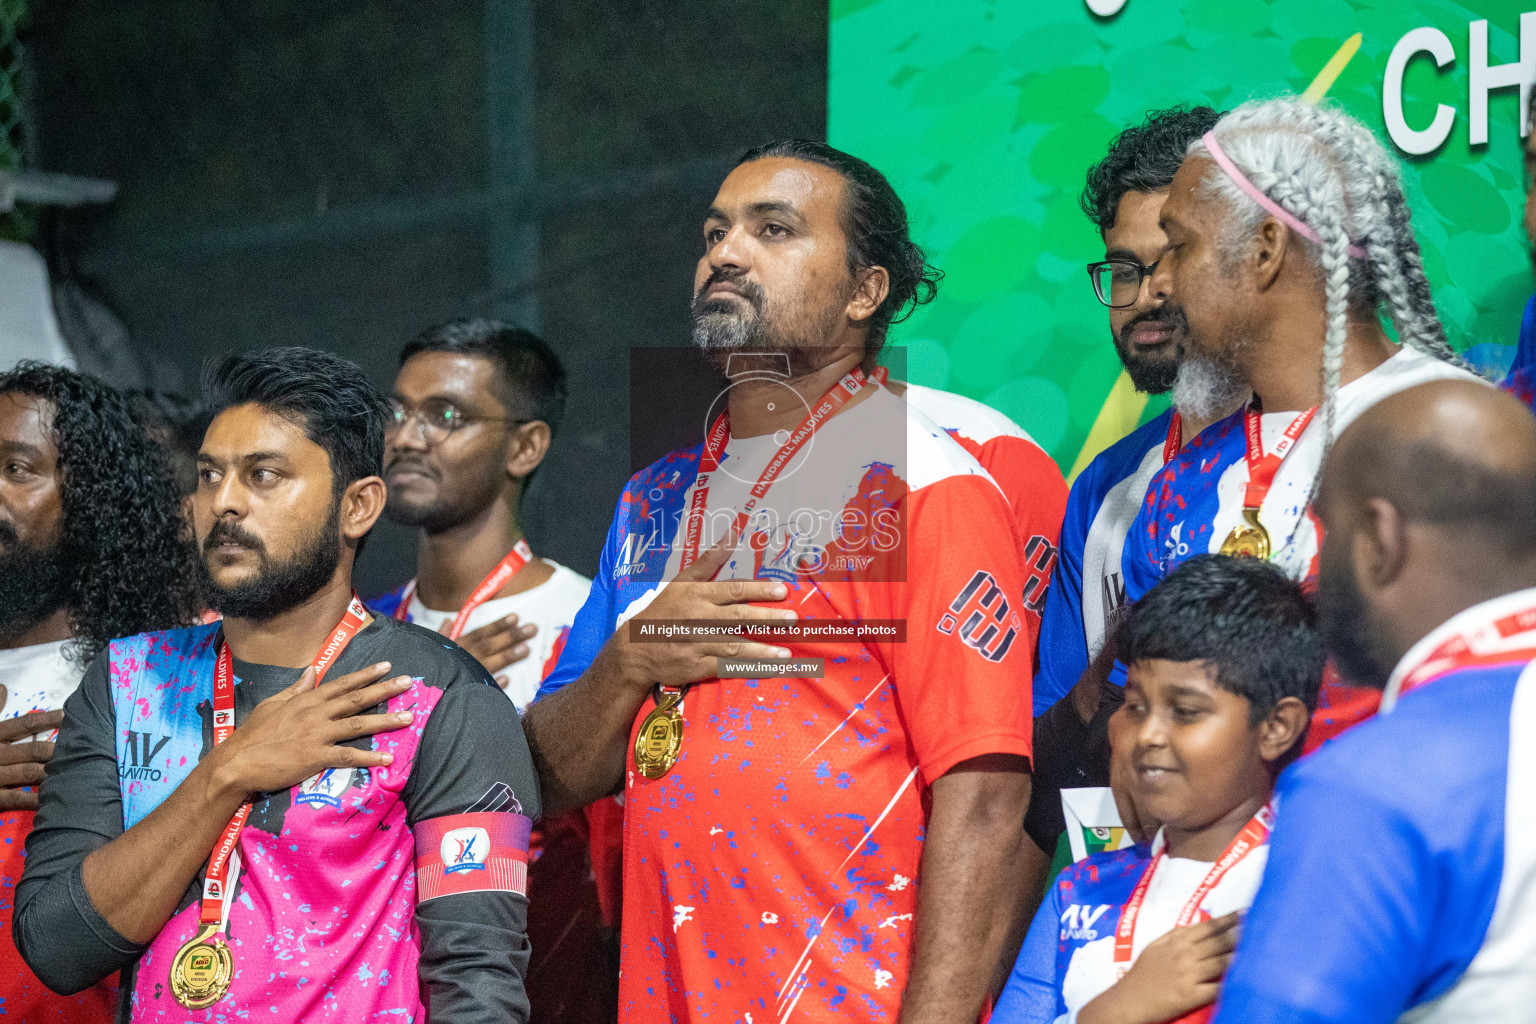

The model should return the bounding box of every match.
[1214,380,1536,1023]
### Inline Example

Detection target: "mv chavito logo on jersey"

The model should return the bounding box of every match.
[121,729,172,782]
[936,570,1021,663]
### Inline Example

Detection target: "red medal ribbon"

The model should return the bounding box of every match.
[393,538,534,641]
[1392,597,1536,700]
[1240,404,1316,513]
[680,367,871,571]
[1112,803,1274,972]
[1163,411,1183,466]
[199,593,369,932]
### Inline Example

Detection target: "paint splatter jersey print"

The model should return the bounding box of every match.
[993,835,1266,1024]
[1122,348,1486,744]
[16,617,540,1023]
[539,384,1034,1023]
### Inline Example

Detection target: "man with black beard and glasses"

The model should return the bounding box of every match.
[528,141,1034,1024]
[18,348,540,1023]
[1026,108,1244,881]
[1214,380,1536,1024]
[0,363,201,1023]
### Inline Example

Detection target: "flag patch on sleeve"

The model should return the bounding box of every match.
[414,810,532,902]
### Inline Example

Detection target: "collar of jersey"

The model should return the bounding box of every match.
[1383,584,1536,709]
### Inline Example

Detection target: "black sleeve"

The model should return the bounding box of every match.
[402,643,543,1024]
[1022,680,1121,856]
[14,654,147,994]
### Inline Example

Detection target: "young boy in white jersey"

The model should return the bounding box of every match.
[993,554,1322,1024]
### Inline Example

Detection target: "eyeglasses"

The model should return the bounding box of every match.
[1086,258,1160,309]
[386,398,527,444]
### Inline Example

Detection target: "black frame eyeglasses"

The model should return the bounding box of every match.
[1086,258,1160,309]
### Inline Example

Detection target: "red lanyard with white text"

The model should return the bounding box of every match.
[1394,599,1536,699]
[679,366,870,571]
[1241,404,1315,512]
[199,594,368,939]
[393,538,533,640]
[1113,803,1274,975]
[1163,411,1183,465]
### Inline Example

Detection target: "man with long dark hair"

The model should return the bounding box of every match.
[0,362,201,1022]
[527,142,1033,1023]
[17,348,539,1022]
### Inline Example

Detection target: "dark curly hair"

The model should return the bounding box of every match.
[738,140,942,354]
[1081,106,1223,235]
[0,363,202,662]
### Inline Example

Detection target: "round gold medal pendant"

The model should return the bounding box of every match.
[170,924,234,1009]
[634,690,684,780]
[1219,507,1272,560]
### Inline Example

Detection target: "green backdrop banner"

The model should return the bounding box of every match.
[830,0,1534,475]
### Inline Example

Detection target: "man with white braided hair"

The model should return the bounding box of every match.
[1121,96,1488,749]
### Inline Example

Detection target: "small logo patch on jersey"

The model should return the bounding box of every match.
[442,827,490,873]
[937,570,1019,663]
[295,767,366,809]
[415,810,532,902]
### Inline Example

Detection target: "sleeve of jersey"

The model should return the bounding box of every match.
[404,658,543,1024]
[982,435,1068,643]
[991,878,1068,1024]
[534,488,628,701]
[1033,477,1092,716]
[1211,765,1442,1024]
[887,475,1034,781]
[14,654,146,994]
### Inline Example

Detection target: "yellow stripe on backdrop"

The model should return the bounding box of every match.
[1065,33,1364,486]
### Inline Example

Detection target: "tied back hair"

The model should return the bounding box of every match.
[1190,98,1474,458]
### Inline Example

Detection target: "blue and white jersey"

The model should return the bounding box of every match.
[1213,588,1536,1024]
[1033,408,1174,714]
[995,827,1266,1024]
[1125,348,1484,594]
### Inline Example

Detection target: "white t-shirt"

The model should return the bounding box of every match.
[405,560,591,710]
[0,639,85,739]
[1059,833,1269,1024]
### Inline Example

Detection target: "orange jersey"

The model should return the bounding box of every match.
[541,384,1033,1022]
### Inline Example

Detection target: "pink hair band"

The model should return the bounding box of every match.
[1201,130,1367,260]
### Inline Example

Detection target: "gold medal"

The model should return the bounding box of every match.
[1219,507,1271,560]
[170,923,234,1009]
[634,688,685,779]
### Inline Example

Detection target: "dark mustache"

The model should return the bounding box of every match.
[1118,303,1179,338]
[692,267,764,312]
[203,519,265,556]
[0,520,16,547]
[385,455,437,479]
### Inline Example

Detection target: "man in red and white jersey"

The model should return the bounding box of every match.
[876,374,1067,642]
[528,140,1033,1024]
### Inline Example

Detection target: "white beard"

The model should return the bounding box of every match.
[1172,352,1248,421]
